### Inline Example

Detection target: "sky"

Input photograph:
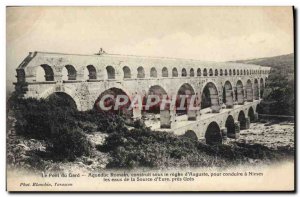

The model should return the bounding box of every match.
[6,6,294,91]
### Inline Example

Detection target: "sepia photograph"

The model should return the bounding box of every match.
[6,6,295,192]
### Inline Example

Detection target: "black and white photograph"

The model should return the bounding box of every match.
[5,6,295,192]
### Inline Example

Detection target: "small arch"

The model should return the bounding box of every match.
[237,70,239,75]
[225,115,235,138]
[150,67,157,78]
[224,69,228,76]
[203,68,208,76]
[243,69,246,75]
[63,65,77,80]
[123,66,131,79]
[260,78,264,98]
[248,107,255,122]
[172,68,178,77]
[197,68,201,76]
[190,68,195,77]
[229,69,232,76]
[209,68,213,76]
[181,68,187,77]
[220,69,223,76]
[36,64,54,81]
[238,110,246,130]
[87,65,97,80]
[215,69,218,76]
[247,70,249,75]
[253,79,259,100]
[205,122,222,145]
[106,66,115,79]
[137,66,145,78]
[162,67,168,77]
[233,69,236,75]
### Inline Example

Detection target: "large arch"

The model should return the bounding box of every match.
[150,67,157,78]
[236,80,244,104]
[123,66,131,79]
[205,121,222,145]
[238,110,246,130]
[106,66,115,79]
[137,66,145,78]
[222,81,233,108]
[36,64,54,81]
[63,65,77,80]
[246,79,253,101]
[248,107,255,123]
[46,92,77,110]
[253,79,259,100]
[176,83,196,119]
[225,115,236,138]
[94,87,132,118]
[172,68,178,77]
[201,82,220,112]
[146,85,168,114]
[162,67,168,77]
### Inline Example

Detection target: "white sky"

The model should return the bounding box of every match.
[6,6,294,90]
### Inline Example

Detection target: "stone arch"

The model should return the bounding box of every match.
[190,68,194,77]
[243,69,246,75]
[248,107,255,122]
[86,65,97,80]
[39,87,82,110]
[247,70,249,75]
[225,115,235,138]
[224,69,228,76]
[203,68,208,76]
[146,85,168,114]
[260,78,264,98]
[201,82,220,112]
[233,69,236,75]
[137,66,145,78]
[176,83,196,118]
[209,68,213,76]
[162,67,168,77]
[36,64,54,81]
[238,110,246,130]
[220,69,223,76]
[229,69,232,76]
[253,79,259,100]
[181,68,187,77]
[16,69,26,83]
[172,67,178,77]
[150,67,157,78]
[46,92,77,110]
[205,121,222,145]
[222,81,233,108]
[94,87,132,118]
[237,69,239,75]
[215,69,218,76]
[236,80,244,104]
[246,79,253,101]
[63,65,77,80]
[123,66,131,79]
[197,68,201,76]
[106,66,115,79]
[182,130,198,141]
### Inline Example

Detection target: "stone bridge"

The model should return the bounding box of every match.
[14,51,271,144]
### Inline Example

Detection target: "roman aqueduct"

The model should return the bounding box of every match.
[14,51,271,144]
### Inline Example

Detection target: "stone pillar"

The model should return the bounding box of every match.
[160,109,175,129]
[187,96,197,120]
[225,89,234,108]
[254,112,259,122]
[210,90,220,113]
[245,117,250,129]
[237,88,244,105]
[132,107,142,120]
[246,87,253,102]
[221,127,227,140]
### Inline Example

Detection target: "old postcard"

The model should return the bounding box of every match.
[6,6,295,192]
